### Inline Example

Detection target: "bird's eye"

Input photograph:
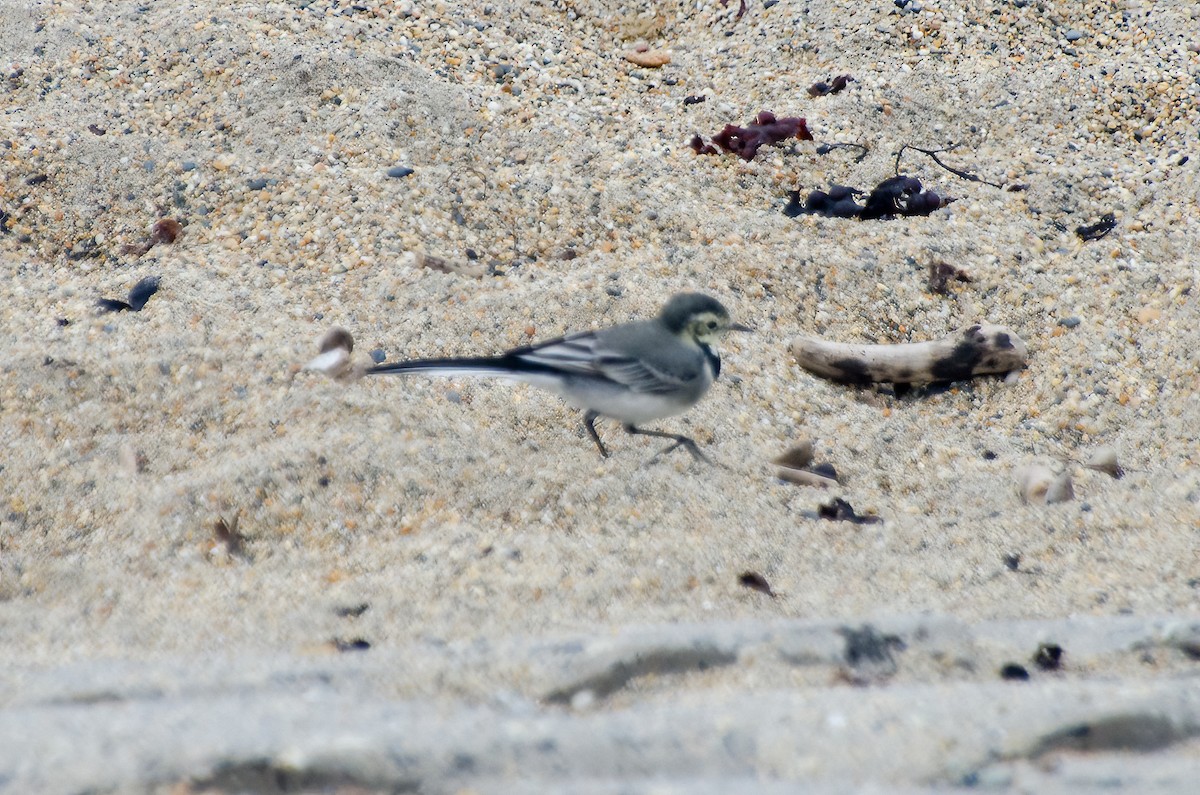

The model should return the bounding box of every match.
[706,319,718,330]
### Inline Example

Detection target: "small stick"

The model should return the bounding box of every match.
[895,143,1006,189]
[815,142,870,162]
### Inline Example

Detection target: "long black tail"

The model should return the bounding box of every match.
[366,354,563,379]
[366,356,514,376]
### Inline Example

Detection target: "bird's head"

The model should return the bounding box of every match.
[659,292,752,345]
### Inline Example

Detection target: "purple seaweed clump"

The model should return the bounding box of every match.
[691,111,813,161]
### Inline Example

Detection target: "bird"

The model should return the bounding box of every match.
[366,292,750,461]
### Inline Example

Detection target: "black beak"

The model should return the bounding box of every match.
[729,322,754,333]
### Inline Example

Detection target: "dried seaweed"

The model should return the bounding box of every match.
[786,176,953,220]
[807,74,853,97]
[691,111,812,161]
[1076,213,1117,241]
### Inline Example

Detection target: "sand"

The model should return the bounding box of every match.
[1,0,1198,791]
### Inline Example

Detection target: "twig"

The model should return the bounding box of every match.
[895,143,1005,189]
[815,142,870,162]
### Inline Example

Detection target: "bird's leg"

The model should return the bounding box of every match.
[622,424,712,465]
[583,410,609,458]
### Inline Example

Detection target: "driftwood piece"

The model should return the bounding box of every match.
[791,324,1027,385]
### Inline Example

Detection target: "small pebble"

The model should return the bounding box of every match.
[1064,30,1085,42]
[1058,316,1081,328]
[369,348,386,364]
[386,166,415,179]
[623,50,670,68]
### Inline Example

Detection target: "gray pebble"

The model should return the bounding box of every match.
[181,161,197,171]
[1058,316,1081,328]
[247,177,269,190]
[386,166,415,179]
[369,348,386,364]
[1065,29,1085,42]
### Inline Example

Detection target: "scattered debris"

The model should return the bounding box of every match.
[895,143,1006,189]
[773,441,841,488]
[303,326,364,383]
[212,514,250,561]
[1003,552,1022,572]
[1033,643,1064,671]
[401,250,486,278]
[813,142,870,162]
[334,603,370,618]
[818,498,881,524]
[682,94,706,106]
[1016,464,1075,505]
[927,260,972,294]
[1000,663,1031,681]
[690,111,812,161]
[838,624,904,684]
[807,74,853,97]
[738,571,776,598]
[785,176,954,220]
[87,123,106,135]
[332,637,371,652]
[1076,213,1117,241]
[791,324,1028,386]
[1084,446,1124,479]
[97,275,160,313]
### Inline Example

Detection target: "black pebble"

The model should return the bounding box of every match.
[126,276,160,310]
[98,275,160,313]
[1000,663,1030,681]
[333,638,371,652]
[386,166,415,179]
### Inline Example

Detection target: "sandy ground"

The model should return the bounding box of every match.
[1,0,1198,791]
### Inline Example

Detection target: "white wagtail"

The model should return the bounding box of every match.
[366,293,750,461]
